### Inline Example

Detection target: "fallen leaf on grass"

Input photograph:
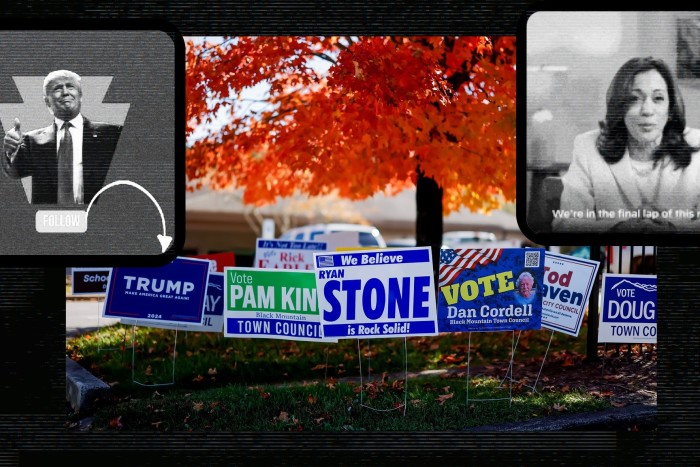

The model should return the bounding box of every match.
[151,421,163,429]
[144,365,153,376]
[193,402,205,411]
[308,395,317,405]
[314,417,325,425]
[552,403,567,412]
[109,416,123,429]
[207,368,217,375]
[611,400,628,408]
[192,375,204,382]
[441,353,465,364]
[310,364,330,371]
[560,385,570,393]
[391,380,405,391]
[561,357,575,367]
[437,393,454,405]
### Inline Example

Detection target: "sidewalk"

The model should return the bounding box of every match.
[66,298,119,338]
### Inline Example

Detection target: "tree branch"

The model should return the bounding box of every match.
[310,51,337,64]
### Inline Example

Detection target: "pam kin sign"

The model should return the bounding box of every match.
[254,239,327,269]
[103,257,211,327]
[541,252,599,337]
[314,247,438,339]
[71,268,111,296]
[437,248,545,332]
[224,268,331,342]
[599,273,657,344]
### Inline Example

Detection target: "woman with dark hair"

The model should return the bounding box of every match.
[553,56,700,232]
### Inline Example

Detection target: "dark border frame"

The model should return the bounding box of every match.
[0,18,184,267]
[516,7,700,246]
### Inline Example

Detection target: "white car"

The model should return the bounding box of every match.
[278,223,387,248]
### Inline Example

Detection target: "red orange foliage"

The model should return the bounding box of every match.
[186,36,516,215]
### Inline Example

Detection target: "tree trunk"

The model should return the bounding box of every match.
[415,168,443,281]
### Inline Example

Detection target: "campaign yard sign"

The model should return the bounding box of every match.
[103,257,211,327]
[599,274,657,344]
[254,239,327,269]
[71,268,111,296]
[121,272,225,333]
[192,252,236,272]
[437,248,545,332]
[541,252,600,337]
[224,268,332,342]
[314,247,438,339]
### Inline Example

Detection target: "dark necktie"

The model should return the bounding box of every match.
[58,121,73,204]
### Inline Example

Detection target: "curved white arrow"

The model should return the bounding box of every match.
[86,180,173,253]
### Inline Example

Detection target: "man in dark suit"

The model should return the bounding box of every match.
[2,69,122,204]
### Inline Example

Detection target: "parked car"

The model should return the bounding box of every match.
[441,230,497,249]
[385,237,417,248]
[278,223,387,248]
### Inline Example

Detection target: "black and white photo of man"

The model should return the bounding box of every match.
[2,69,122,205]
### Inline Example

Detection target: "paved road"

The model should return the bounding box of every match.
[66,298,120,338]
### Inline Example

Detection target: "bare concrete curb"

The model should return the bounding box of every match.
[66,357,110,413]
[464,402,656,431]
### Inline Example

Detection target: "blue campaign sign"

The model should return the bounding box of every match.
[103,257,211,326]
[120,272,224,332]
[599,274,657,344]
[314,247,438,339]
[437,248,545,332]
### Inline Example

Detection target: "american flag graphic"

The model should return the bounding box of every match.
[439,248,504,288]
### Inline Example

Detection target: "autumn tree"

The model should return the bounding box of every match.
[186,36,516,273]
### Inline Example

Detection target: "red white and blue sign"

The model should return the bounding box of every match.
[103,257,211,327]
[437,247,545,332]
[255,239,327,270]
